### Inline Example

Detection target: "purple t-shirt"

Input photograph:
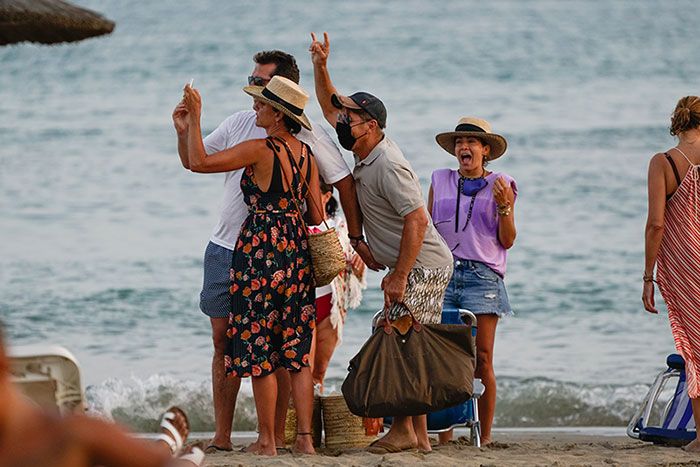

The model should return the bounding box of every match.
[430,168,517,276]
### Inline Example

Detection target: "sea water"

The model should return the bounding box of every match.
[2,0,698,431]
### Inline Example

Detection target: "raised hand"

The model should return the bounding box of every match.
[172,100,189,135]
[309,32,330,67]
[182,85,202,122]
[492,176,514,207]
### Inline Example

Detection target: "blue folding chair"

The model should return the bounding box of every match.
[372,308,483,447]
[627,354,697,445]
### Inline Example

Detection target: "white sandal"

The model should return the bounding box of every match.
[178,447,205,466]
[155,407,188,456]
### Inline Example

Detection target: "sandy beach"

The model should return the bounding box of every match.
[196,429,700,466]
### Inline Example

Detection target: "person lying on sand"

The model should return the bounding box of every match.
[0,326,204,467]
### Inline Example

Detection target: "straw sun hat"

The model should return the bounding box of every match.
[435,117,508,161]
[243,75,312,130]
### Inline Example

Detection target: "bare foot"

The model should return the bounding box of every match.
[481,437,493,446]
[683,439,700,452]
[292,434,315,454]
[242,439,277,456]
[205,436,233,452]
[368,431,418,453]
[416,437,432,452]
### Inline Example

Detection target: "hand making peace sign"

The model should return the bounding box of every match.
[309,32,330,67]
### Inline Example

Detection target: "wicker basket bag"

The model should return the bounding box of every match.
[307,227,346,286]
[321,394,376,450]
[284,396,323,447]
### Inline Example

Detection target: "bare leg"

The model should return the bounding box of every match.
[312,317,339,391]
[249,373,278,456]
[412,415,431,451]
[274,368,291,448]
[475,314,499,445]
[309,328,317,375]
[290,367,315,454]
[438,429,453,444]
[210,317,240,450]
[683,398,700,451]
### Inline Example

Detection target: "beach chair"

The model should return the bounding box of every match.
[426,309,483,447]
[372,308,483,447]
[8,344,85,415]
[627,353,696,445]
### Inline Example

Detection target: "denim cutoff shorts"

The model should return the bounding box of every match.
[199,241,233,319]
[442,259,513,317]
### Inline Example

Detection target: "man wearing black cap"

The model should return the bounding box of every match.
[309,33,453,454]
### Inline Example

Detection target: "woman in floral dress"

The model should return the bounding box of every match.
[182,76,323,455]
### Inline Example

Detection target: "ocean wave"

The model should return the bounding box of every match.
[86,374,650,431]
[496,377,650,426]
[86,374,257,432]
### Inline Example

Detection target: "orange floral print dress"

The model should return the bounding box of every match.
[224,138,316,378]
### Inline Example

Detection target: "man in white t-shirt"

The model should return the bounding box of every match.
[172,50,381,452]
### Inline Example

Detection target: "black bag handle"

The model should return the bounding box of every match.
[269,136,328,230]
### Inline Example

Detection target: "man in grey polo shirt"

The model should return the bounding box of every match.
[309,33,453,453]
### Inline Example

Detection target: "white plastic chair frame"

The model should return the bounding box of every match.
[627,367,681,439]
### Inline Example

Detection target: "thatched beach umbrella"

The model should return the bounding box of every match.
[0,0,114,46]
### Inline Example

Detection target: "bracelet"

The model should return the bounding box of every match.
[643,273,655,283]
[497,204,511,216]
[348,234,365,242]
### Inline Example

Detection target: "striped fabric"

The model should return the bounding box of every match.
[657,156,700,398]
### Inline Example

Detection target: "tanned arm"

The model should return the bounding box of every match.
[642,153,668,314]
[309,32,341,128]
[381,207,429,308]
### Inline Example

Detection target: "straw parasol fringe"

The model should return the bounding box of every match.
[0,0,114,46]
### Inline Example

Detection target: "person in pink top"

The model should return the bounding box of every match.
[428,117,517,445]
[643,96,700,452]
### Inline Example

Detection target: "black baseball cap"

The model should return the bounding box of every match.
[331,91,387,128]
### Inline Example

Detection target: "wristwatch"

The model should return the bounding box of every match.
[348,234,365,249]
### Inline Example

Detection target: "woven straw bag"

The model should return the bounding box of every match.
[307,228,346,287]
[271,137,345,287]
[284,396,323,447]
[321,394,376,450]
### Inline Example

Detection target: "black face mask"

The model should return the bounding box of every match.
[335,121,357,151]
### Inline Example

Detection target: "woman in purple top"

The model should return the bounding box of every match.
[428,117,517,445]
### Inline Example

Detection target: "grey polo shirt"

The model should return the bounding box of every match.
[353,137,452,269]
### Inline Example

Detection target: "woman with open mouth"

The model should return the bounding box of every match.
[428,117,517,445]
